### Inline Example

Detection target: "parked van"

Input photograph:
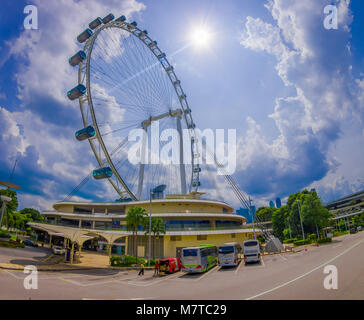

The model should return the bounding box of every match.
[243,240,261,264]
[218,242,242,267]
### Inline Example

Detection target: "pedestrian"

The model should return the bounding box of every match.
[138,261,145,276]
[154,260,160,276]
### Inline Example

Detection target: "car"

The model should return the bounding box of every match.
[357,226,362,231]
[350,227,357,234]
[52,246,65,255]
[23,239,38,247]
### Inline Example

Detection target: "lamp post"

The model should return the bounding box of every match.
[0,195,11,228]
[297,199,305,240]
[148,189,153,266]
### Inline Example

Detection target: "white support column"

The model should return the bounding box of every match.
[137,127,148,200]
[79,220,82,228]
[177,116,187,194]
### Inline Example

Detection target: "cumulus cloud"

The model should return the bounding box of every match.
[237,0,364,202]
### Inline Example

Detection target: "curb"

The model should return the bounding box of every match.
[0,264,154,272]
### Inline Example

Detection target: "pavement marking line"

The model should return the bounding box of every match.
[278,254,287,261]
[194,265,219,282]
[246,238,364,300]
[333,244,342,248]
[41,254,54,263]
[235,260,245,274]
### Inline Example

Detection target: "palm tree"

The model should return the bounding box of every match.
[144,217,166,259]
[126,206,148,264]
[151,218,166,259]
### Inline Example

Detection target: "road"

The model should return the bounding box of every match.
[1,232,364,299]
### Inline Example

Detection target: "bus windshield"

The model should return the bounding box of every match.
[244,241,259,247]
[219,246,234,254]
[183,249,197,256]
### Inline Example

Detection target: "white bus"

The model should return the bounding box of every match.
[243,240,261,264]
[181,245,218,273]
[218,242,242,267]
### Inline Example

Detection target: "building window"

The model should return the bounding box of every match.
[197,235,207,241]
[170,236,182,241]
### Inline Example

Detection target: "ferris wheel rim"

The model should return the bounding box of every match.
[77,19,201,200]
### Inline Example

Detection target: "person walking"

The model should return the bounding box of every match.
[138,261,145,276]
[154,260,160,277]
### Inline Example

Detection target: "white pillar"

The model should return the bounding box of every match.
[177,116,187,194]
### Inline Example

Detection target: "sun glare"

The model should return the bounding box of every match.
[190,27,212,49]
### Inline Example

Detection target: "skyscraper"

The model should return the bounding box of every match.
[275,197,281,208]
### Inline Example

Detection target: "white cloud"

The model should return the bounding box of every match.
[238,0,364,202]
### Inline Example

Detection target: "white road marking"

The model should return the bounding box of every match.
[246,238,364,300]
[333,244,342,248]
[195,265,219,281]
[235,260,244,274]
[278,254,287,261]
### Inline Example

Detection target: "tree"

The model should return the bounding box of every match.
[299,191,332,238]
[272,206,287,240]
[352,215,361,227]
[19,208,44,222]
[0,189,18,228]
[151,218,165,259]
[255,207,276,222]
[126,207,148,264]
[143,217,166,259]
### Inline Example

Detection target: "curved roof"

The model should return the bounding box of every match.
[54,198,234,212]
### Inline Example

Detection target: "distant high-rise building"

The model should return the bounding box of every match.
[237,206,256,224]
[269,200,275,208]
[275,197,281,208]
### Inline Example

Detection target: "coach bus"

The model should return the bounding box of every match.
[181,244,218,273]
[218,242,242,267]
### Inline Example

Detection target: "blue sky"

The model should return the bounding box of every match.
[0,0,364,210]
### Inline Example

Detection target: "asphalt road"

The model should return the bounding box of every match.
[1,232,364,300]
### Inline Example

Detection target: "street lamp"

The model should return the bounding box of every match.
[0,195,11,228]
[297,199,305,240]
[148,188,153,266]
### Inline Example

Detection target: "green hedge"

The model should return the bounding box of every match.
[110,255,147,267]
[317,237,332,244]
[283,238,298,244]
[0,240,25,248]
[293,239,311,246]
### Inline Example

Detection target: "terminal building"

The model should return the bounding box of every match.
[29,192,257,261]
[326,189,364,225]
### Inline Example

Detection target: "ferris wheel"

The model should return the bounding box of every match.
[67,13,201,201]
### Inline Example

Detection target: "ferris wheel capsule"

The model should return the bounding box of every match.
[75,125,95,141]
[68,51,86,67]
[102,13,115,24]
[67,84,86,100]
[115,15,126,22]
[77,29,93,43]
[147,41,157,48]
[89,17,103,30]
[93,167,113,180]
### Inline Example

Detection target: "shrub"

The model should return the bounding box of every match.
[109,255,147,267]
[283,238,298,244]
[317,237,332,244]
[307,234,317,242]
[293,239,311,246]
[0,240,25,248]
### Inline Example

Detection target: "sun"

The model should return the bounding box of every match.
[190,27,212,49]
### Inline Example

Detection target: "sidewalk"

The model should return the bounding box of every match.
[0,251,154,272]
